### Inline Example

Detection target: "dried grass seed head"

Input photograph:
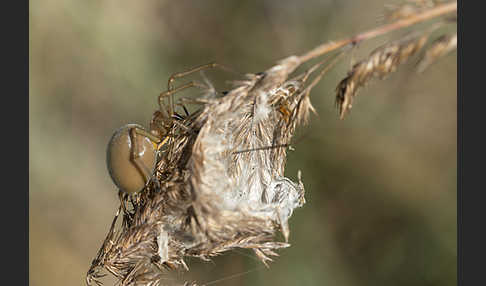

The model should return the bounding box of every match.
[336,33,428,119]
[417,32,457,72]
[384,0,441,22]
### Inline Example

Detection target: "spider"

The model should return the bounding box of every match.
[106,63,222,194]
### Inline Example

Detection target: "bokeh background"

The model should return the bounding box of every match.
[29,0,456,285]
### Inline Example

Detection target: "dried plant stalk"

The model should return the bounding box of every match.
[298,1,456,63]
[86,2,457,285]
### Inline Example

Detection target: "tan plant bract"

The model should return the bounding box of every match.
[86,2,457,285]
[417,32,457,72]
[384,0,441,22]
[336,33,429,119]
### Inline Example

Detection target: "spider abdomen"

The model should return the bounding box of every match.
[106,124,157,194]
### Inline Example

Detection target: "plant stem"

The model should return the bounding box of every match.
[298,1,457,63]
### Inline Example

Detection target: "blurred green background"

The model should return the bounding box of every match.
[29,0,456,285]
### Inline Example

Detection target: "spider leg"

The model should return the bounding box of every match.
[182,105,190,117]
[162,62,233,117]
[172,112,185,121]
[159,81,198,117]
[128,127,161,184]
[166,62,229,91]
[172,120,190,132]
[132,126,162,143]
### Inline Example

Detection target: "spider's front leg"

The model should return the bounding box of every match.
[159,62,231,116]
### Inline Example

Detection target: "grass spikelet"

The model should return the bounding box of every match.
[384,0,439,22]
[336,33,428,119]
[417,32,457,72]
